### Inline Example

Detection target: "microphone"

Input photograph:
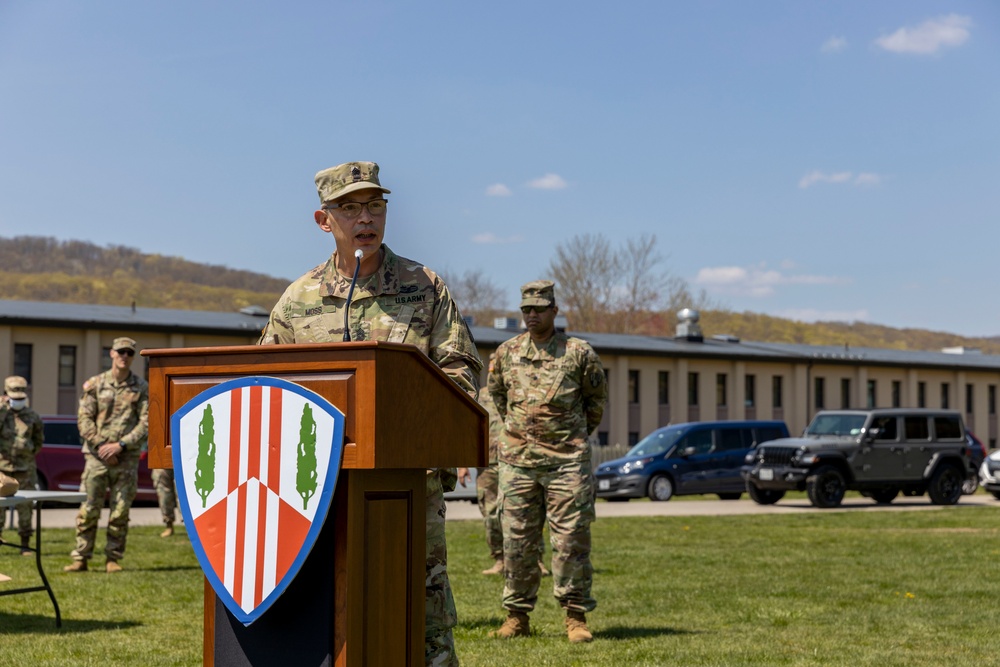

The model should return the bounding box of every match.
[343,250,364,342]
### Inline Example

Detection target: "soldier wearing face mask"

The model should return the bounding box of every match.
[0,376,44,554]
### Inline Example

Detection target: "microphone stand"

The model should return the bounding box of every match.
[343,250,363,342]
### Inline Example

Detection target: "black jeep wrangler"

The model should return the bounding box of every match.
[742,409,972,508]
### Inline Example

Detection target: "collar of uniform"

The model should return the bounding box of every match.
[319,244,402,299]
[516,331,560,362]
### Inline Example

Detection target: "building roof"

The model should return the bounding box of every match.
[2,299,998,373]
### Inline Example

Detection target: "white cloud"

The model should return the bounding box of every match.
[526,173,568,190]
[821,36,847,53]
[471,231,524,244]
[874,14,972,55]
[775,308,870,324]
[485,183,512,197]
[695,263,848,298]
[798,170,883,189]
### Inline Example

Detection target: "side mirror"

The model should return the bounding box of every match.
[862,427,880,444]
[680,446,697,457]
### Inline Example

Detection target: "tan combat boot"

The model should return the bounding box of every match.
[20,535,32,556]
[160,524,174,538]
[64,560,88,573]
[481,559,503,575]
[0,471,18,497]
[106,560,123,573]
[565,611,593,643]
[490,611,530,639]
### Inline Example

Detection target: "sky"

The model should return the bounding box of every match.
[1,1,998,336]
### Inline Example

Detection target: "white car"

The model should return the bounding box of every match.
[978,450,1000,500]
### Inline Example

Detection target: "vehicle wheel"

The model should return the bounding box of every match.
[647,475,674,502]
[962,476,979,495]
[717,493,742,500]
[806,466,846,508]
[991,491,1000,501]
[869,488,898,504]
[747,482,784,505]
[927,465,963,505]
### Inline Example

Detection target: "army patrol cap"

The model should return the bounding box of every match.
[315,161,391,204]
[112,337,137,353]
[520,280,556,307]
[4,376,28,399]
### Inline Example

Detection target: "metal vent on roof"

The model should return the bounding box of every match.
[675,308,703,342]
[942,346,981,355]
[239,305,269,317]
[712,334,740,343]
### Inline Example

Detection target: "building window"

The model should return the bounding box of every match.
[716,373,727,407]
[966,383,973,414]
[841,379,851,409]
[688,372,699,407]
[866,380,877,408]
[918,381,926,408]
[58,346,77,387]
[745,374,756,408]
[628,432,640,446]
[598,431,609,446]
[658,371,669,405]
[892,381,901,408]
[990,385,996,415]
[772,376,783,409]
[628,370,640,404]
[101,346,113,372]
[13,343,32,383]
[814,377,825,410]
[941,383,950,409]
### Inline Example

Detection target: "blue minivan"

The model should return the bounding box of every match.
[595,420,790,501]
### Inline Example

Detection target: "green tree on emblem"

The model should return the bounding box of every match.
[297,403,319,510]
[194,404,217,508]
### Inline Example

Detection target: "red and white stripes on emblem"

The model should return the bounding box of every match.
[194,385,311,614]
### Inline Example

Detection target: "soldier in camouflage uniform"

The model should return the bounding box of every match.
[65,337,149,574]
[0,376,45,553]
[259,161,482,667]
[477,373,549,577]
[151,467,177,537]
[488,280,608,643]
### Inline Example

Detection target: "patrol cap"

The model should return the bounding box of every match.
[112,337,137,353]
[4,376,28,399]
[315,162,391,204]
[520,280,556,307]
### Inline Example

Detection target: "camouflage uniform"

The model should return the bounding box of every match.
[70,367,149,564]
[489,291,607,618]
[0,402,44,540]
[260,241,481,667]
[475,395,503,563]
[151,467,177,527]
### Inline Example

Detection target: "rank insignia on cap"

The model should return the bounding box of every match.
[351,166,362,182]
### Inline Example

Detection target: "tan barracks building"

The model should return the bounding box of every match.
[2,299,999,450]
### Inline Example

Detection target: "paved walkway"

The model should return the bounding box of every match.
[15,493,991,531]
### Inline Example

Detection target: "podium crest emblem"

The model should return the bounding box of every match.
[171,376,344,625]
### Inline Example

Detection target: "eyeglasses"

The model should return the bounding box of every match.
[520,305,552,315]
[114,349,135,357]
[322,199,388,218]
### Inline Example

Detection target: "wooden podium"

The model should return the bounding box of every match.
[143,342,487,667]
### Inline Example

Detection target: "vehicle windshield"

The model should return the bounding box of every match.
[626,426,686,458]
[806,414,867,437]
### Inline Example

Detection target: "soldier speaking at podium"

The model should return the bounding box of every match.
[259,161,482,666]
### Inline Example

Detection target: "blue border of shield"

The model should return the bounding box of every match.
[169,376,344,625]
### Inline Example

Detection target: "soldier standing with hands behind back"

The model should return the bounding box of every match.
[65,337,149,573]
[489,280,608,643]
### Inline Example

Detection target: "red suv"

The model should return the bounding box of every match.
[33,415,157,503]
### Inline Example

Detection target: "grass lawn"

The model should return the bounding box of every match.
[2,505,999,666]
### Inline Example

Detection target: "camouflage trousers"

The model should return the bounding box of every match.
[499,460,596,614]
[426,471,459,667]
[151,468,177,526]
[0,465,37,538]
[70,452,139,563]
[476,465,503,561]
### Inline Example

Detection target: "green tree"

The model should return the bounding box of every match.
[296,404,318,510]
[194,405,217,508]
